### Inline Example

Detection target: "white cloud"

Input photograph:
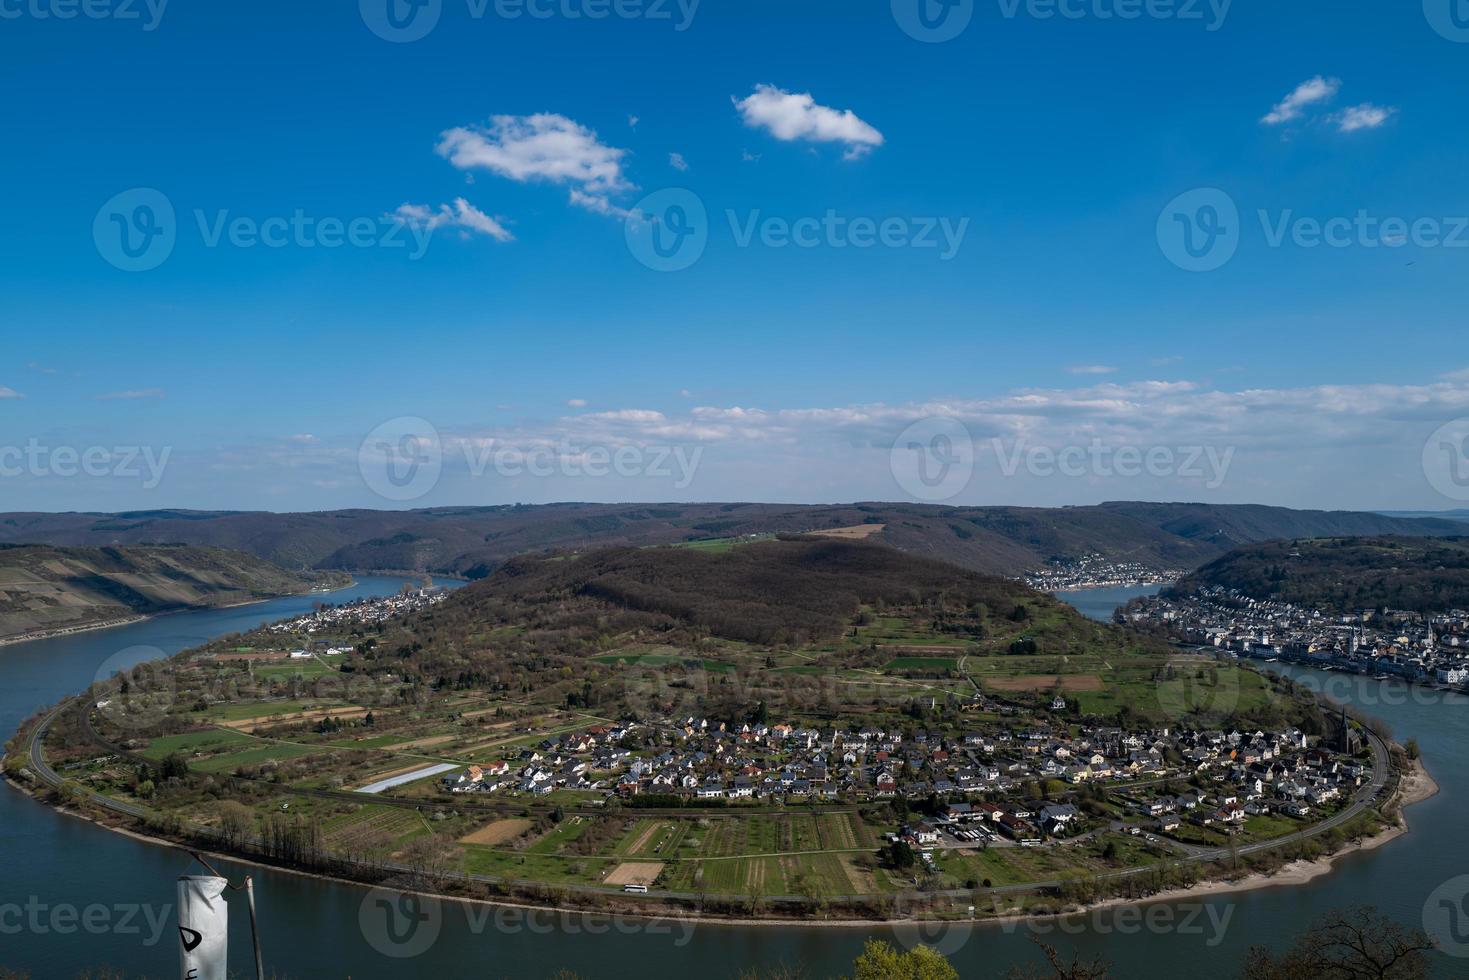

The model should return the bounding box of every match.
[1262,76,1340,125]
[1066,365,1117,376]
[169,375,1469,511]
[95,388,165,401]
[1335,103,1395,133]
[437,113,632,216]
[741,150,761,164]
[566,398,588,408]
[568,188,635,220]
[393,198,513,242]
[735,85,884,159]
[628,115,639,130]
[0,386,22,399]
[669,152,688,172]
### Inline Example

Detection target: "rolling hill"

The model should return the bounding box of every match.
[0,501,1461,581]
[0,544,342,642]
[1171,536,1469,614]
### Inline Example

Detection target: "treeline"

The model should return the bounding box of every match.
[1174,536,1469,613]
[469,538,1061,647]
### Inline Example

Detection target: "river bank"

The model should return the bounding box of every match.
[7,750,1434,932]
[1075,757,1437,916]
[2,587,1463,978]
[0,615,148,649]
[0,576,361,651]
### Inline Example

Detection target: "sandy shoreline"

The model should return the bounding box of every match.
[4,758,1439,931]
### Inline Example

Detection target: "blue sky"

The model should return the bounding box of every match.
[3,0,1469,513]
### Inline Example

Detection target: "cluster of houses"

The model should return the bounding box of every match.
[266,587,447,636]
[1026,555,1187,592]
[436,715,1355,844]
[1130,587,1469,689]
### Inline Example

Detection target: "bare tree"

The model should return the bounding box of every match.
[1006,935,1111,980]
[1242,906,1436,980]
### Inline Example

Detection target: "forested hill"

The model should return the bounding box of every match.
[1171,537,1469,614]
[0,501,1461,581]
[0,544,340,642]
[417,536,1169,657]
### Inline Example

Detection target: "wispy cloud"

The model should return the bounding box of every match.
[735,85,884,160]
[669,152,689,172]
[437,113,632,217]
[0,386,23,400]
[566,398,588,408]
[1066,365,1118,376]
[1262,76,1340,125]
[27,362,56,375]
[392,198,513,242]
[95,388,165,401]
[1335,103,1395,133]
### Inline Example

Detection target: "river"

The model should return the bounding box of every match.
[1,583,1462,978]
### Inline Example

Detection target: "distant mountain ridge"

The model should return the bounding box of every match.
[0,544,339,642]
[0,502,1461,581]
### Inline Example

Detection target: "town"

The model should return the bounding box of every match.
[265,583,448,635]
[435,712,1373,854]
[1025,554,1188,592]
[1126,586,1469,690]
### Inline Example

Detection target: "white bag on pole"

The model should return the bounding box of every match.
[177,875,229,980]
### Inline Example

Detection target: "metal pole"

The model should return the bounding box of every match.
[245,876,264,980]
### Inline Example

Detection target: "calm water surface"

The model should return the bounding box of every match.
[1,583,1462,978]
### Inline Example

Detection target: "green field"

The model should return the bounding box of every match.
[192,742,328,773]
[140,728,254,759]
